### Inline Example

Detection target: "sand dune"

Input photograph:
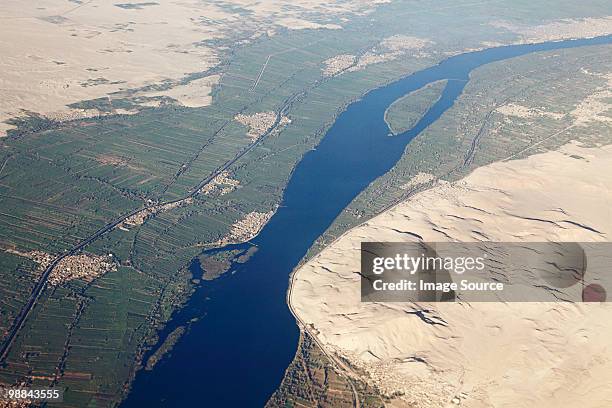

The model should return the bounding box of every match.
[291,142,612,407]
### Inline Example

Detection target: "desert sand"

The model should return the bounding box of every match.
[291,142,612,407]
[0,0,384,136]
[0,0,222,134]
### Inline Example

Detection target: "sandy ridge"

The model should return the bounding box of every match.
[290,142,612,407]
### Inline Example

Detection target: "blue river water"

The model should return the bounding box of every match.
[122,35,611,407]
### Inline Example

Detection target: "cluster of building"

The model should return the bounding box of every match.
[198,171,240,196]
[3,248,116,285]
[322,54,356,77]
[215,210,275,245]
[46,107,137,123]
[22,250,54,270]
[235,111,290,141]
[120,198,194,229]
[323,35,432,77]
[48,253,117,286]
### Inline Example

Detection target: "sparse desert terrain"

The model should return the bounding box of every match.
[291,142,612,407]
[0,0,384,136]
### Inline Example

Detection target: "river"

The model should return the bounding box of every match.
[122,35,612,407]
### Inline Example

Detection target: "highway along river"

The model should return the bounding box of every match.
[122,35,612,407]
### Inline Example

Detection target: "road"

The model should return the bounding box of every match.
[286,263,361,408]
[0,98,294,363]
